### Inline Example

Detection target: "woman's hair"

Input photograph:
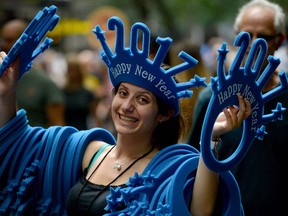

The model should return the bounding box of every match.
[152,96,186,149]
[233,0,286,35]
[150,62,186,148]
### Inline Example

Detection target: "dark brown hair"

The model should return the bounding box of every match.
[152,96,186,149]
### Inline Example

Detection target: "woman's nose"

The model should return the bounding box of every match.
[122,98,135,112]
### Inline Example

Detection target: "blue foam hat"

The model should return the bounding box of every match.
[93,16,207,116]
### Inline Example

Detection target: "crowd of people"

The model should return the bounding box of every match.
[0,0,287,215]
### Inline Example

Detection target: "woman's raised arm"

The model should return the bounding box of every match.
[0,52,19,127]
[190,93,251,216]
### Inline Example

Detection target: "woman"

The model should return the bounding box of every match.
[0,16,251,215]
[65,81,250,215]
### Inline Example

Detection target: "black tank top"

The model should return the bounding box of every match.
[66,145,126,215]
[66,168,126,215]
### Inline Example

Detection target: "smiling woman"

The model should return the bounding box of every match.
[0,12,252,216]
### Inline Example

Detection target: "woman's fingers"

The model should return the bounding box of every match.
[212,93,252,139]
[0,52,19,95]
[0,52,19,80]
[229,94,252,128]
[224,94,252,129]
[234,93,245,127]
[243,97,252,119]
[236,93,252,121]
[0,51,6,62]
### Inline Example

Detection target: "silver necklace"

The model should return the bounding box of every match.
[112,149,146,171]
[113,160,134,171]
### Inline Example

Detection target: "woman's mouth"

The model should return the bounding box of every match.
[119,114,137,123]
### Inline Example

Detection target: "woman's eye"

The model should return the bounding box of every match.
[118,90,127,97]
[138,97,149,104]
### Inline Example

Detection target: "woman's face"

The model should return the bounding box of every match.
[111,82,161,137]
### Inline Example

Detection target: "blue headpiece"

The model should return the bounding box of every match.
[93,16,207,116]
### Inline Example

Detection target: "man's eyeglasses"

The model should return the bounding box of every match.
[246,32,281,42]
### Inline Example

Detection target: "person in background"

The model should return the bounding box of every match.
[187,37,235,150]
[275,30,288,73]
[171,39,210,142]
[0,19,66,127]
[63,53,100,130]
[188,0,287,215]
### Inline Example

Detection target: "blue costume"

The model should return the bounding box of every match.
[0,110,243,215]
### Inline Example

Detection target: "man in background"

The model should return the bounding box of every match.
[1,19,65,127]
[188,0,287,215]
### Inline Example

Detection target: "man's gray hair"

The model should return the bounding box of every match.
[234,0,286,35]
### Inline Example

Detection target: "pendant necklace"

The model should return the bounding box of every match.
[113,160,133,171]
[113,150,141,171]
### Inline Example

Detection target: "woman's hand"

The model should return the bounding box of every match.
[212,93,251,140]
[0,52,20,127]
[0,52,19,95]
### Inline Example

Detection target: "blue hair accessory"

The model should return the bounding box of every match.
[93,16,207,116]
[201,32,288,172]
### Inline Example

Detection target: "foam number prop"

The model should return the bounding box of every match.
[201,32,288,172]
[0,5,59,79]
[94,16,207,116]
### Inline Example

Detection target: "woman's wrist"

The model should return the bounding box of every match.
[211,139,219,150]
[198,137,220,149]
[211,138,220,158]
[198,139,220,158]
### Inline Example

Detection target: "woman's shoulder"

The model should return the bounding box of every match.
[82,141,112,170]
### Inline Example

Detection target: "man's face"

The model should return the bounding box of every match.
[0,21,25,53]
[237,6,282,67]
